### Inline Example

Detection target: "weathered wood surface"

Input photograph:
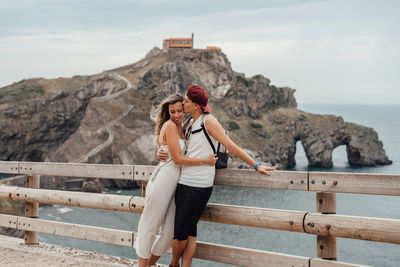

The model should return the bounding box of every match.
[133,165,155,181]
[0,214,372,267]
[2,186,400,244]
[25,175,40,244]
[25,175,40,217]
[0,214,133,247]
[0,186,147,213]
[1,161,398,266]
[201,203,305,232]
[0,161,19,174]
[317,236,337,260]
[304,213,400,244]
[310,258,369,267]
[316,192,337,214]
[316,192,337,260]
[0,186,306,233]
[17,162,134,180]
[195,241,310,267]
[0,186,17,199]
[309,172,400,196]
[0,214,18,228]
[141,181,148,197]
[215,169,308,190]
[133,166,309,190]
[17,217,134,247]
[196,241,369,267]
[129,196,145,213]
[2,161,400,196]
[3,186,134,212]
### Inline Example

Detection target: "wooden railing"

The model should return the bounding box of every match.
[0,161,399,267]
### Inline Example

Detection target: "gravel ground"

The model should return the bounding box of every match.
[0,235,167,267]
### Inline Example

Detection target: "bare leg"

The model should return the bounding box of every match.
[138,257,148,267]
[170,238,187,266]
[147,254,161,267]
[181,236,196,267]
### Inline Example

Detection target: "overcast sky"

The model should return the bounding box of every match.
[1,0,399,104]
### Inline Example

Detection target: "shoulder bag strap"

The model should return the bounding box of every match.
[200,114,217,154]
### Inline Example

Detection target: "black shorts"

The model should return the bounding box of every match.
[174,183,213,241]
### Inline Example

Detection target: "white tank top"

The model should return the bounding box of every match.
[179,114,217,188]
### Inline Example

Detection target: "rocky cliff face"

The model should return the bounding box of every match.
[0,47,392,190]
[0,78,90,162]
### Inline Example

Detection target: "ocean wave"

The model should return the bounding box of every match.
[56,207,73,214]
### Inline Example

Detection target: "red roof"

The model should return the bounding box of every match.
[207,46,221,51]
[168,44,193,48]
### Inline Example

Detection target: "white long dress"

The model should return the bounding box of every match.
[135,138,185,258]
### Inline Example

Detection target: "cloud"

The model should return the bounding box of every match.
[0,31,150,85]
[0,0,399,104]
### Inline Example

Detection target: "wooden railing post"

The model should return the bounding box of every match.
[316,192,337,260]
[25,175,40,244]
[141,181,148,197]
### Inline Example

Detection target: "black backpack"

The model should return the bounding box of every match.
[190,113,231,169]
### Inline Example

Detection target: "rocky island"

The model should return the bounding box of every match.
[0,47,392,190]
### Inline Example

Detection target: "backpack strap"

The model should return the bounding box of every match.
[191,128,202,134]
[191,114,233,160]
[200,113,217,154]
[190,113,217,154]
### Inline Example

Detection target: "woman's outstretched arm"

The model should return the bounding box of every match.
[205,116,275,175]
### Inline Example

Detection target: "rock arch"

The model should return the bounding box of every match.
[286,112,392,168]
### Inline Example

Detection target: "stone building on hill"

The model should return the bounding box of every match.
[163,33,194,49]
[163,34,222,51]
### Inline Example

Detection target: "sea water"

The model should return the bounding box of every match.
[10,104,400,266]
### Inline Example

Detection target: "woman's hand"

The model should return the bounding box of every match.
[206,154,218,166]
[256,165,276,176]
[157,148,169,162]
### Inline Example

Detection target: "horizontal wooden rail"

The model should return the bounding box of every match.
[304,213,400,244]
[0,214,133,246]
[202,203,400,244]
[0,161,19,175]
[0,161,134,180]
[1,186,400,245]
[2,161,400,196]
[215,168,308,190]
[20,217,134,247]
[309,172,400,196]
[309,259,366,267]
[0,214,366,267]
[196,241,366,267]
[0,186,144,213]
[0,213,18,228]
[201,203,305,232]
[136,166,310,191]
[194,241,309,267]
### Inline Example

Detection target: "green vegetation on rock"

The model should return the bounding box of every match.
[249,122,263,128]
[226,120,240,130]
[236,75,254,87]
[0,81,44,104]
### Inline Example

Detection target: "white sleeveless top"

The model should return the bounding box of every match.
[149,121,186,182]
[158,139,185,167]
[179,114,217,188]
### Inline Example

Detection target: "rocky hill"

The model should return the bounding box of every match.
[0,47,392,189]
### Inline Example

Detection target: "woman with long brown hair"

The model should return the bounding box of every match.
[135,94,217,267]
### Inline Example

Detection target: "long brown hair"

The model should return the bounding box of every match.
[151,94,184,145]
